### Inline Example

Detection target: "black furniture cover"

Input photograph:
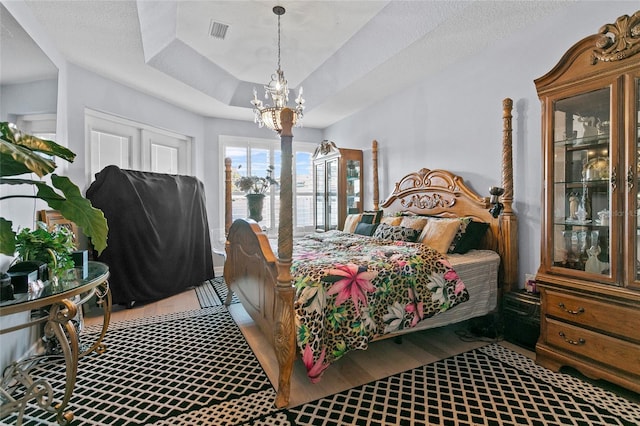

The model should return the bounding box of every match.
[86,166,214,306]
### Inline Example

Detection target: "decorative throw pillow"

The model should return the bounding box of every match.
[400,216,429,232]
[354,222,379,236]
[380,216,403,226]
[343,214,363,233]
[417,217,453,243]
[359,210,383,224]
[373,223,420,242]
[447,217,473,253]
[419,218,461,254]
[450,221,490,254]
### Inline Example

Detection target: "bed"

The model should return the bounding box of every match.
[224,99,517,407]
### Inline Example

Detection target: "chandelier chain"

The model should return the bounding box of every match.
[277,13,281,71]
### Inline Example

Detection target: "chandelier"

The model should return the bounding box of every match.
[251,6,305,133]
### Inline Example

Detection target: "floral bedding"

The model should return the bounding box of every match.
[292,230,469,383]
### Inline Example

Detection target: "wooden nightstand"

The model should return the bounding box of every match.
[502,290,540,351]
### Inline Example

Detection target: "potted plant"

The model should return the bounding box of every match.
[14,222,75,281]
[0,122,108,257]
[235,165,278,194]
[235,165,278,222]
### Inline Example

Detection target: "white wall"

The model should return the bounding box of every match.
[0,79,57,120]
[61,64,206,188]
[324,1,635,288]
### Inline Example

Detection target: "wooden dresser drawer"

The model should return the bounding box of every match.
[544,290,640,342]
[544,318,640,376]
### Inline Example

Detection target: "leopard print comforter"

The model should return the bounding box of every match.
[292,230,469,383]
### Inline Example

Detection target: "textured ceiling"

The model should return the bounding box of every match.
[2,1,572,128]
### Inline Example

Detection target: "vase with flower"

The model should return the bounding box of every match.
[235,165,278,222]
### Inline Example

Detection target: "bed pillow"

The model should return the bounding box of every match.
[359,210,383,224]
[343,213,362,233]
[416,217,452,243]
[450,221,490,254]
[399,216,429,232]
[354,222,379,236]
[418,218,461,254]
[373,223,420,242]
[447,217,473,253]
[380,216,402,226]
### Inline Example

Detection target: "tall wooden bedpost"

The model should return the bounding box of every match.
[224,157,233,236]
[372,140,379,211]
[499,98,518,293]
[274,108,296,408]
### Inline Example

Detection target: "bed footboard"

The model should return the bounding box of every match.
[223,218,295,407]
[224,219,278,335]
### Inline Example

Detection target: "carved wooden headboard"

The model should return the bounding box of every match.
[380,168,500,252]
[379,98,517,293]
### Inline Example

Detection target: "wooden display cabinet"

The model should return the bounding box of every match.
[313,142,363,232]
[534,11,640,393]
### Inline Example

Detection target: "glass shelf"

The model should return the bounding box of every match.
[555,134,609,148]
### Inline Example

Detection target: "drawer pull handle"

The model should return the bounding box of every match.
[558,303,584,315]
[559,331,585,346]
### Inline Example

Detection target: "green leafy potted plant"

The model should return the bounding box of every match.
[0,122,108,256]
[14,222,75,280]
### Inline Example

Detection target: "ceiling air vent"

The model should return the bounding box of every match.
[209,20,229,40]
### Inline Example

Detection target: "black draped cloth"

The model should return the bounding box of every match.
[86,166,214,306]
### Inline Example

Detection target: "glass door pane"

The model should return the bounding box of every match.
[327,158,339,230]
[346,159,361,214]
[315,162,325,230]
[295,151,314,231]
[635,78,640,282]
[551,88,611,279]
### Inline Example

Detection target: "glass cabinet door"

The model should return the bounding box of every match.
[345,159,361,215]
[634,78,640,285]
[551,87,613,280]
[327,158,339,230]
[315,162,325,230]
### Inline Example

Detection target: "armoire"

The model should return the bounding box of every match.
[534,11,640,393]
[312,141,363,232]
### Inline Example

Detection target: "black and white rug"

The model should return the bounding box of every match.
[2,307,279,425]
[195,277,239,308]
[254,344,640,426]
[4,307,639,425]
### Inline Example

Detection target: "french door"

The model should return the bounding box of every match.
[86,110,191,180]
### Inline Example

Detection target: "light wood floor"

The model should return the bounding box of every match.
[85,288,535,407]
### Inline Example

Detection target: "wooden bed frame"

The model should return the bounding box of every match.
[224,99,517,407]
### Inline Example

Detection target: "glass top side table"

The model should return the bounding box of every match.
[0,261,111,425]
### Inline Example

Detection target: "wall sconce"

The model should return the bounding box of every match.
[489,186,504,218]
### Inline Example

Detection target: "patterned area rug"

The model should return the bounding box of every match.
[251,344,640,426]
[195,277,239,308]
[2,307,279,425]
[4,306,639,425]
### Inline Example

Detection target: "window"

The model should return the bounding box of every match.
[220,136,316,238]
